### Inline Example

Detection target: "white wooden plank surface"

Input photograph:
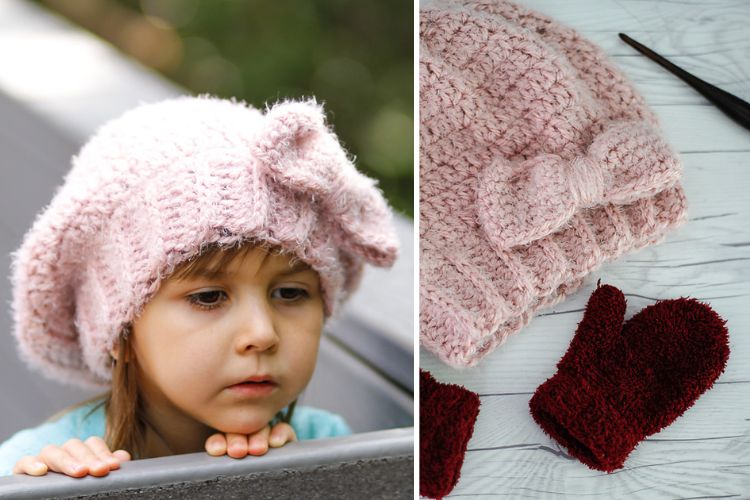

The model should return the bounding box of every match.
[419,0,750,497]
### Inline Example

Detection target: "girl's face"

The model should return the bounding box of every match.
[130,246,324,437]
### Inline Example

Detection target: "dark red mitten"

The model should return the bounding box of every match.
[529,284,729,472]
[420,370,481,499]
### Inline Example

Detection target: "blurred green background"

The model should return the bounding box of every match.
[32,0,414,217]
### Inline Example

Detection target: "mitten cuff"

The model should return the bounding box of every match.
[420,370,481,499]
[529,370,642,472]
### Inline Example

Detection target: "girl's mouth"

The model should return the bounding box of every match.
[227,380,278,397]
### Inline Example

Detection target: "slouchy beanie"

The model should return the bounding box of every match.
[11,95,400,388]
[529,284,729,472]
[420,0,688,368]
[420,370,481,499]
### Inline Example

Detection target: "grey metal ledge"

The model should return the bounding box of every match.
[0,427,413,499]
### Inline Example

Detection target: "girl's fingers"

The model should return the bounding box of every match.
[247,425,271,456]
[226,432,249,459]
[12,455,48,476]
[38,445,86,477]
[62,439,109,477]
[206,424,292,459]
[84,436,120,470]
[205,433,228,456]
[15,440,129,478]
[269,422,297,448]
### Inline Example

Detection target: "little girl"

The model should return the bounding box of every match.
[0,95,399,477]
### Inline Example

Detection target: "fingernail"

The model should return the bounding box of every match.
[230,446,247,457]
[249,443,268,455]
[32,461,46,472]
[270,436,283,447]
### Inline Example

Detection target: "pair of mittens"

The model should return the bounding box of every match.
[529,283,730,472]
[420,370,480,499]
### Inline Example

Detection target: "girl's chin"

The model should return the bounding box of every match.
[213,413,280,435]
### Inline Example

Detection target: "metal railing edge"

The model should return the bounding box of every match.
[0,427,414,499]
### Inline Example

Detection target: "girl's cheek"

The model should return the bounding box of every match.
[290,334,320,374]
[157,338,219,385]
[185,341,223,372]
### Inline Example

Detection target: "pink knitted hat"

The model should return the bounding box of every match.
[11,95,399,388]
[420,0,687,368]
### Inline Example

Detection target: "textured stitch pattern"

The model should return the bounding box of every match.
[529,284,729,472]
[420,0,688,368]
[10,95,399,388]
[420,370,480,498]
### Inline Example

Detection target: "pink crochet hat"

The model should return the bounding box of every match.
[420,0,688,368]
[11,95,399,388]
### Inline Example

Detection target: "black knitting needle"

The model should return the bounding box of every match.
[619,33,750,132]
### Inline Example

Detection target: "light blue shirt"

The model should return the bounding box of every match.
[0,401,351,477]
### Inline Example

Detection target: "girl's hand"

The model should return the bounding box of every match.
[12,436,131,477]
[204,422,297,458]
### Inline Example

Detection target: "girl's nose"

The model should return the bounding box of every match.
[233,299,279,353]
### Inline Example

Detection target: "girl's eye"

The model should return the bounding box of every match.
[272,287,309,302]
[187,290,228,311]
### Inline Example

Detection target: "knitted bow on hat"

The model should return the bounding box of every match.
[252,101,397,265]
[478,122,682,249]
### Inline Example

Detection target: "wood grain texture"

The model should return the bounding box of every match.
[419,0,750,497]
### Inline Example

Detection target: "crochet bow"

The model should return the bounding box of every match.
[478,122,682,249]
[252,100,399,267]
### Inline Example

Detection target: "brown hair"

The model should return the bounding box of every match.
[102,330,144,457]
[102,242,299,458]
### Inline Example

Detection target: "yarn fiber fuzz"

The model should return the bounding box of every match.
[529,284,730,472]
[11,95,399,388]
[420,370,481,499]
[420,0,688,368]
